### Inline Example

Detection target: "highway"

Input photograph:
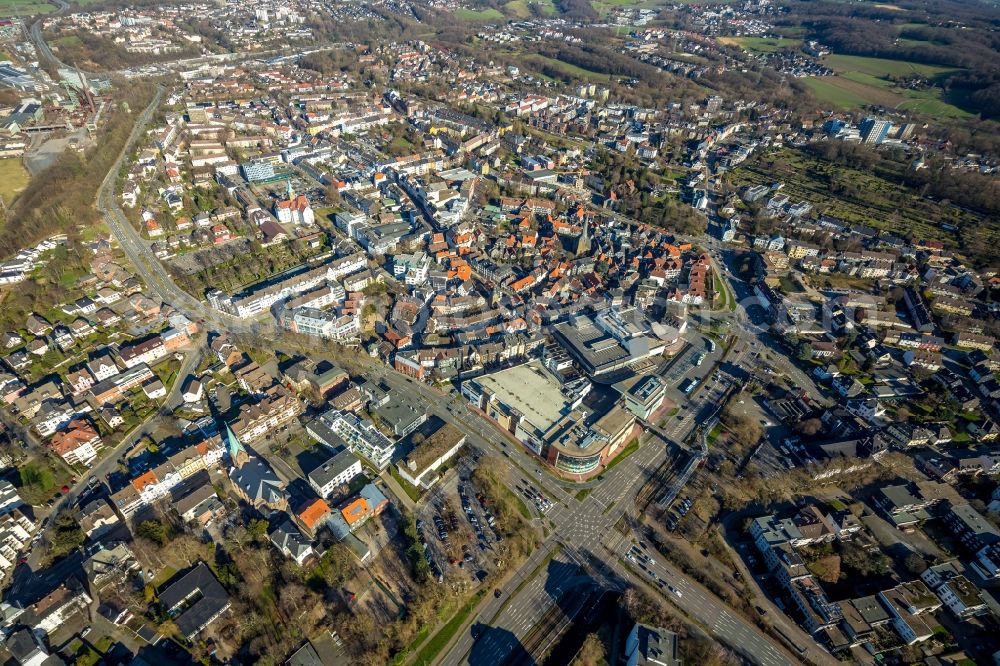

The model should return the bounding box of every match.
[612,539,823,666]
[434,419,813,666]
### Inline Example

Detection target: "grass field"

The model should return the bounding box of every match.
[824,53,956,80]
[804,53,970,118]
[504,0,557,16]
[528,54,611,81]
[453,6,504,20]
[800,77,873,109]
[590,0,681,16]
[718,36,801,53]
[895,37,942,48]
[0,159,29,206]
[51,35,83,47]
[412,590,487,666]
[777,26,807,38]
[0,0,55,16]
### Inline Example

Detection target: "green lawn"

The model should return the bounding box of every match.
[453,7,504,20]
[0,0,55,15]
[718,37,801,54]
[412,589,486,666]
[591,0,671,15]
[706,423,723,446]
[505,0,558,15]
[388,466,423,502]
[0,158,29,206]
[897,90,973,119]
[528,54,611,81]
[602,438,639,474]
[51,35,83,47]
[824,53,957,79]
[776,26,807,38]
[800,77,871,109]
[808,61,972,119]
[895,37,941,48]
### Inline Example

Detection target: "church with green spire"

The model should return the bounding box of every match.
[224,423,249,468]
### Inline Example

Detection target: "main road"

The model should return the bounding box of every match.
[96,85,275,341]
[435,419,816,666]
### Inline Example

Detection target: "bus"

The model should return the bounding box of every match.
[694,352,707,367]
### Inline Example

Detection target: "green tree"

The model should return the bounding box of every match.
[247,518,269,541]
[136,519,170,546]
[49,514,84,558]
[19,463,54,492]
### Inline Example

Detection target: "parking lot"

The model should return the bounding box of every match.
[413,460,505,587]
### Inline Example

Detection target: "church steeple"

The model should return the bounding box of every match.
[225,423,249,468]
[576,214,591,256]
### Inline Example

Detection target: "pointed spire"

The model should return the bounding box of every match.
[225,423,249,468]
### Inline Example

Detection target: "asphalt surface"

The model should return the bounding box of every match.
[612,539,827,666]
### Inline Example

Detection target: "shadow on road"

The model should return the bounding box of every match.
[467,556,619,666]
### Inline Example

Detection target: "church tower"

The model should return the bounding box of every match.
[225,423,250,468]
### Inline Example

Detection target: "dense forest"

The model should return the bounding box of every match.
[557,0,597,21]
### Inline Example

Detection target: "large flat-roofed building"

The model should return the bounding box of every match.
[462,361,581,455]
[553,309,665,376]
[553,317,632,376]
[396,423,466,489]
[462,361,636,477]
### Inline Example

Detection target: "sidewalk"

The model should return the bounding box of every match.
[381,470,417,512]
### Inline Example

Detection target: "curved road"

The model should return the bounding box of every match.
[96,85,274,341]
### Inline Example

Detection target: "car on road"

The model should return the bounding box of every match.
[669,586,682,598]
